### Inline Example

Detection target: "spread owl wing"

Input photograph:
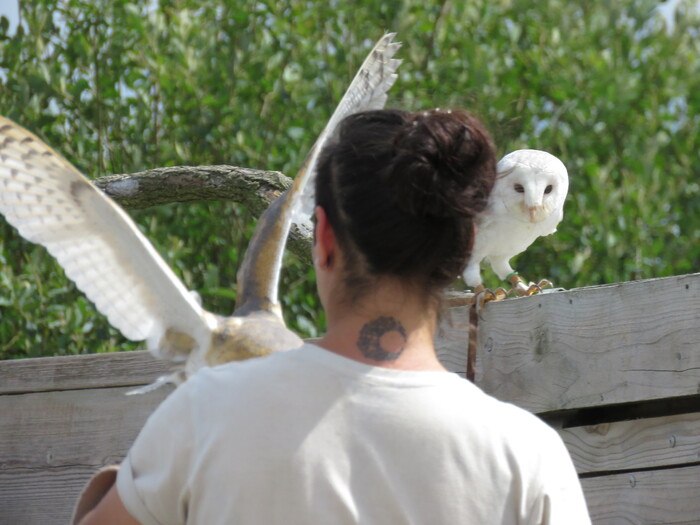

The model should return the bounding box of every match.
[0,117,211,358]
[291,32,402,225]
[235,33,402,314]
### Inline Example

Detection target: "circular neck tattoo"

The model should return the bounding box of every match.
[356,316,407,362]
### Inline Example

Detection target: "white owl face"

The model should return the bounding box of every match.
[493,149,569,224]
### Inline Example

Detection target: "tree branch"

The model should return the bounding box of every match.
[93,165,313,264]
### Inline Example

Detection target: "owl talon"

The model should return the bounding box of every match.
[493,287,510,300]
[538,279,553,289]
[509,277,554,297]
[524,284,542,296]
[471,285,510,309]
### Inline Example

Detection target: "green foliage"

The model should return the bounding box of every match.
[1,0,699,358]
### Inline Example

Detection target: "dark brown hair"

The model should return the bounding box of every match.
[315,108,496,302]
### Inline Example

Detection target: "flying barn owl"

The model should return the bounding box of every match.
[0,33,401,390]
[462,149,569,299]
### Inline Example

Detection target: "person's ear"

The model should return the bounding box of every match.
[313,206,336,270]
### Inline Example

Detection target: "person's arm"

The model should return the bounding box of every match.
[71,465,139,525]
[78,485,141,525]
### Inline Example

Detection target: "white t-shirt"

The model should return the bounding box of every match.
[117,343,591,525]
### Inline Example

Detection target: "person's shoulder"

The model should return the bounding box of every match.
[446,379,560,442]
[481,394,572,474]
[488,395,551,429]
[186,343,312,392]
[491,394,558,440]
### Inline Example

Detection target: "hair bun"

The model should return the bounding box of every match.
[315,108,498,295]
[387,109,496,219]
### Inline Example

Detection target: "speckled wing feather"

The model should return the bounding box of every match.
[235,33,402,314]
[0,117,211,358]
[293,33,402,224]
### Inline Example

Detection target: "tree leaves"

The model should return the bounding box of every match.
[1,0,699,358]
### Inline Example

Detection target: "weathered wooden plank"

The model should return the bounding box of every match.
[0,385,172,523]
[0,351,172,394]
[582,464,700,524]
[475,273,700,413]
[435,305,470,378]
[0,465,99,525]
[560,412,700,475]
[0,385,171,469]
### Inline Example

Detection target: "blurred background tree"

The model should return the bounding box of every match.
[1,0,698,359]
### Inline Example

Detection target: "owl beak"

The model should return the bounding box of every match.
[528,206,538,222]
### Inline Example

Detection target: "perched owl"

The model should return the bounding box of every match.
[462,149,569,299]
[0,33,401,390]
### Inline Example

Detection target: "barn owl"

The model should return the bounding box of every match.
[462,149,568,300]
[0,33,401,389]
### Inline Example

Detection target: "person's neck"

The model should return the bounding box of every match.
[316,280,446,371]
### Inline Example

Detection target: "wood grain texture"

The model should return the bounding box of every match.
[435,304,471,378]
[0,385,172,524]
[0,350,171,394]
[560,412,700,475]
[583,464,700,524]
[0,385,172,467]
[0,465,106,525]
[475,273,700,413]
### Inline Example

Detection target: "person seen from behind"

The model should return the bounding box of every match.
[76,108,592,524]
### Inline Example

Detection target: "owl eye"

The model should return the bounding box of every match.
[514,184,524,193]
[544,185,553,194]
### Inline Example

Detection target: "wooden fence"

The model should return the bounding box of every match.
[2,273,700,524]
